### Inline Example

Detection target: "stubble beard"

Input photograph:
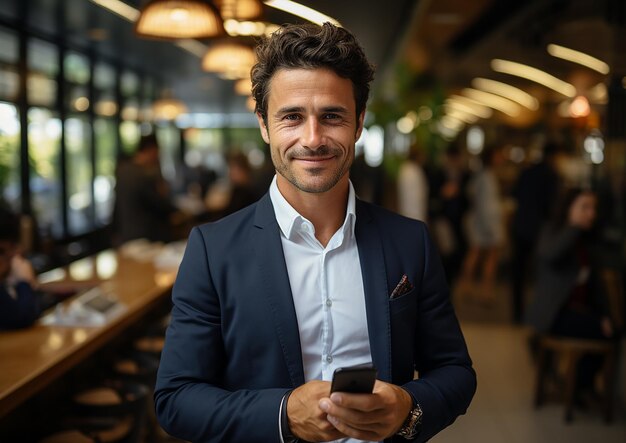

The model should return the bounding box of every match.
[273,145,353,194]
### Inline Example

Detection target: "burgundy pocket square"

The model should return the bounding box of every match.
[390,274,414,299]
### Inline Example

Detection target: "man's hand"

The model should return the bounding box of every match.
[319,380,413,441]
[287,380,346,442]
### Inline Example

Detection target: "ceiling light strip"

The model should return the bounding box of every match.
[547,44,610,75]
[472,78,539,110]
[89,0,139,22]
[264,0,340,26]
[445,97,493,119]
[491,59,576,98]
[461,88,520,117]
[444,108,478,124]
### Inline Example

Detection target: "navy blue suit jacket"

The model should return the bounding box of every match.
[155,193,476,442]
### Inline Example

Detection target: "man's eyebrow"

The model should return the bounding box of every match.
[320,106,349,114]
[273,106,350,116]
[274,106,305,117]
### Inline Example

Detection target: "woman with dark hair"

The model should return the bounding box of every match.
[526,188,614,391]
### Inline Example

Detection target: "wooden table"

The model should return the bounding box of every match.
[0,246,180,418]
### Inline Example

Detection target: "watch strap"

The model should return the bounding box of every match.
[280,390,299,443]
[396,401,423,440]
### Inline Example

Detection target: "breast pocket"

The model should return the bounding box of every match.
[389,287,417,316]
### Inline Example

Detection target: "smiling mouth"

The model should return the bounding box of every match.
[294,156,335,163]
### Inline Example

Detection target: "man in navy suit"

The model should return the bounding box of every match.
[155,23,475,443]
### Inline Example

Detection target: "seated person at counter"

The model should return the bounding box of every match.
[0,208,40,330]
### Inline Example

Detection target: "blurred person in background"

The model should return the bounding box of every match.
[525,188,615,395]
[397,143,428,222]
[113,134,178,243]
[510,141,562,324]
[428,145,470,285]
[460,146,505,304]
[0,207,40,330]
[221,151,258,217]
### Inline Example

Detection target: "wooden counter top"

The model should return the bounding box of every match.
[0,245,181,418]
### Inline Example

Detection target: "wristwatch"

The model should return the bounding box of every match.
[281,391,300,443]
[396,403,423,439]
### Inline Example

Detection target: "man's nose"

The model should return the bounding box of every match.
[300,118,325,149]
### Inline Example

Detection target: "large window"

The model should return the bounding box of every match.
[28,39,63,237]
[28,39,58,108]
[66,116,93,236]
[0,28,20,210]
[3,24,173,249]
[65,51,94,236]
[94,118,116,225]
[0,102,20,210]
[28,107,62,238]
[93,62,119,226]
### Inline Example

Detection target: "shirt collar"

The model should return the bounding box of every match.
[269,175,357,242]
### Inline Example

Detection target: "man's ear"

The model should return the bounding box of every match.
[355,111,365,140]
[256,112,270,144]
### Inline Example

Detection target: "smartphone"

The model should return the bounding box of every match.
[330,365,377,394]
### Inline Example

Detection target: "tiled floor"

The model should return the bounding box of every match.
[433,283,626,443]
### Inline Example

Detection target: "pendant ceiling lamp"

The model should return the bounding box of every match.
[152,95,188,120]
[234,78,252,95]
[202,41,256,79]
[217,0,263,20]
[135,0,224,39]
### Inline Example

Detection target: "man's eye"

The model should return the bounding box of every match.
[284,114,301,121]
[323,113,340,120]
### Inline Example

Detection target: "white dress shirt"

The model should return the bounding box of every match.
[270,176,375,443]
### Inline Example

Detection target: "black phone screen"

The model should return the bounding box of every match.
[330,365,377,394]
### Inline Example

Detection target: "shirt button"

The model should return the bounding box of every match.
[326,355,333,363]
[325,299,332,307]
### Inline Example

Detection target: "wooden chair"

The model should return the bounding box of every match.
[534,335,617,422]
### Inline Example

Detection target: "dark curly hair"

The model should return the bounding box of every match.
[251,22,375,124]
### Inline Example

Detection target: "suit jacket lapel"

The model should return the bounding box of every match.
[252,194,305,387]
[355,200,392,382]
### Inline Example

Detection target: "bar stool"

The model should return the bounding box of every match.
[534,335,617,423]
[69,379,150,443]
[112,351,162,441]
[132,315,169,358]
[133,335,165,357]
[113,351,160,386]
